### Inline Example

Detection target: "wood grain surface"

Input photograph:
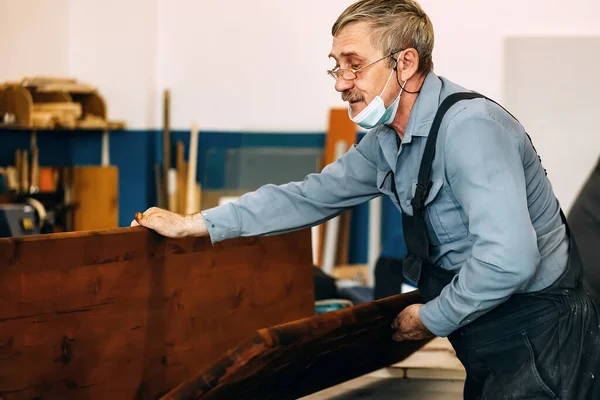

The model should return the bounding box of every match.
[0,227,314,400]
[161,290,429,400]
[70,166,119,231]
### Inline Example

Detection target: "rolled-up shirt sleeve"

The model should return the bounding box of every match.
[201,131,382,244]
[420,105,541,337]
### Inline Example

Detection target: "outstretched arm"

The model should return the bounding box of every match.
[133,131,383,243]
[202,134,382,243]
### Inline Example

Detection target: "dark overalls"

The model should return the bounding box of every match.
[394,92,600,399]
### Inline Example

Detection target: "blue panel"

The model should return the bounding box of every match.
[348,202,370,264]
[70,130,103,165]
[0,128,385,264]
[380,195,406,259]
[110,130,157,227]
[0,131,32,166]
[37,131,74,166]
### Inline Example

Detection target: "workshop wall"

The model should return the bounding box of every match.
[1,0,598,260]
[0,129,391,264]
[4,0,600,131]
[0,0,70,81]
[67,0,159,129]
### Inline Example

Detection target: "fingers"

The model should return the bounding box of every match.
[134,211,145,225]
[131,209,157,230]
[391,311,403,341]
[392,331,406,342]
[133,207,161,226]
[391,314,400,329]
[129,207,184,238]
[130,211,144,227]
[391,307,408,330]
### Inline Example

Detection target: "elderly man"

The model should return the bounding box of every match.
[133,0,600,398]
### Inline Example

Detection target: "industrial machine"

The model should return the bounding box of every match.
[0,203,39,237]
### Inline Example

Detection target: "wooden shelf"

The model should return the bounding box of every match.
[0,76,125,131]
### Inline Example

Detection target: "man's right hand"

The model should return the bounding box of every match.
[130,207,208,238]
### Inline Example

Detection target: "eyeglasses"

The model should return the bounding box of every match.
[327,52,397,81]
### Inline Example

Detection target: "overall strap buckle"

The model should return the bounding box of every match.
[410,181,432,216]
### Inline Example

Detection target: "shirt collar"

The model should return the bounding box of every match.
[398,71,443,145]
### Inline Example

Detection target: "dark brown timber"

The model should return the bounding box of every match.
[0,227,314,400]
[161,290,429,400]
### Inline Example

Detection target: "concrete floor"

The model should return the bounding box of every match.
[301,338,466,399]
[302,374,464,399]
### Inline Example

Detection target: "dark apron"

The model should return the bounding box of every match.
[391,92,600,399]
[568,156,600,306]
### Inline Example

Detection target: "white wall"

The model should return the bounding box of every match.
[504,37,600,212]
[3,0,600,130]
[154,0,351,132]
[67,0,158,128]
[1,0,599,207]
[0,0,70,81]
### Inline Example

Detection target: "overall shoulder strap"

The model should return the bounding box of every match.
[411,91,569,227]
[411,92,486,215]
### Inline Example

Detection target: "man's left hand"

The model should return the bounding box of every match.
[391,304,435,341]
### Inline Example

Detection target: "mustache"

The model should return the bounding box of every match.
[342,90,363,103]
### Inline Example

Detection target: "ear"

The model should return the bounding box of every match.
[396,48,420,82]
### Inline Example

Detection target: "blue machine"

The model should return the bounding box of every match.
[0,204,40,237]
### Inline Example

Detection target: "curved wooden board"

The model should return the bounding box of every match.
[0,227,314,400]
[161,291,429,400]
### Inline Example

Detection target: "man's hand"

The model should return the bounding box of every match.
[130,207,208,238]
[391,304,435,342]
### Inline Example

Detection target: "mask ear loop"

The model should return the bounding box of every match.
[392,55,421,94]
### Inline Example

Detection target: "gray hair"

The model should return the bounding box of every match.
[332,0,434,73]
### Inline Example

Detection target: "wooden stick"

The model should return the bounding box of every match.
[186,122,199,215]
[321,140,348,275]
[30,145,39,193]
[163,89,171,208]
[101,129,110,166]
[14,149,22,192]
[21,149,29,193]
[168,168,178,214]
[176,141,186,214]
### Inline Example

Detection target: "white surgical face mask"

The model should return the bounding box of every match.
[348,68,406,130]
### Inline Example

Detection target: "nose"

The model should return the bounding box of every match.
[334,77,354,93]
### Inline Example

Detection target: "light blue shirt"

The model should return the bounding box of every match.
[201,71,569,337]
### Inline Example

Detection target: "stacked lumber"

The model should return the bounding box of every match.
[0,76,126,130]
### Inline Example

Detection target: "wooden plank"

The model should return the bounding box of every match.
[316,108,357,267]
[161,290,429,400]
[70,166,118,231]
[176,141,187,214]
[0,227,314,400]
[391,337,466,380]
[163,89,171,209]
[301,375,464,399]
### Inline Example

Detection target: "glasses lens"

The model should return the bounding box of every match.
[328,69,357,81]
[336,69,356,80]
[344,70,357,80]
